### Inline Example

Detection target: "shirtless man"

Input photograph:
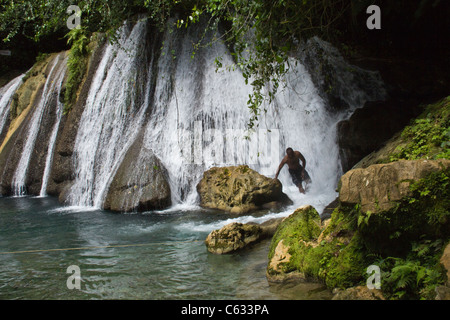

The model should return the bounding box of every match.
[274,147,311,193]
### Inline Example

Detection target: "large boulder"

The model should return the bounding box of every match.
[205,222,263,254]
[205,218,284,255]
[103,133,171,212]
[267,205,330,283]
[197,165,292,214]
[339,159,450,214]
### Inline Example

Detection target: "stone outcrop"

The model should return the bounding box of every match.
[205,222,263,254]
[0,52,68,195]
[103,132,171,212]
[205,218,284,255]
[339,159,450,213]
[197,165,292,214]
[47,40,107,198]
[435,243,450,300]
[267,205,324,283]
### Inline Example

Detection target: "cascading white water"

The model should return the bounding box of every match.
[0,74,25,139]
[143,24,386,214]
[68,19,152,208]
[65,19,385,214]
[39,57,68,197]
[11,54,67,196]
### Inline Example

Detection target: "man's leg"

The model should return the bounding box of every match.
[291,170,305,194]
[298,184,305,194]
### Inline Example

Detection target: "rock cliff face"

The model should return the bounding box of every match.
[0,53,68,195]
[267,158,449,299]
[339,159,450,213]
[197,165,292,214]
[47,40,107,200]
[0,33,173,212]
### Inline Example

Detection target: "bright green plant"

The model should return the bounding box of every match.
[63,27,90,113]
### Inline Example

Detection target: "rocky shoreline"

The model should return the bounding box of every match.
[204,157,449,299]
[202,97,450,299]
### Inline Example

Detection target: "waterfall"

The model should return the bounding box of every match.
[0,74,25,141]
[142,23,386,213]
[68,19,152,208]
[39,59,68,196]
[11,54,67,196]
[60,19,385,213]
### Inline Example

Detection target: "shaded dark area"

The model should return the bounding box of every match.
[334,1,449,172]
[336,0,449,101]
[0,30,68,80]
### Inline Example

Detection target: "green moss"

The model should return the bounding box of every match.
[269,206,322,259]
[357,167,450,258]
[268,205,368,287]
[390,96,450,162]
[63,28,91,114]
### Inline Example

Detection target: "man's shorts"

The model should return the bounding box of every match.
[288,167,311,187]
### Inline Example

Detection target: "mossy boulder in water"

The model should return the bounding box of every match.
[197,165,292,214]
[266,205,366,287]
[205,222,263,254]
[205,218,284,255]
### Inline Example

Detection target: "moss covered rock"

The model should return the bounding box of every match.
[205,222,262,254]
[197,165,292,214]
[354,96,450,169]
[266,205,366,287]
[267,166,450,297]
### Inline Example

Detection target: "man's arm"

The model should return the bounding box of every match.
[274,157,287,180]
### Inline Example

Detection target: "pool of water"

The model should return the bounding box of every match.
[0,196,332,300]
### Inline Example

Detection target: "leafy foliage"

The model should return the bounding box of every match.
[390,96,450,161]
[1,0,447,120]
[176,0,353,129]
[63,27,91,113]
[376,238,447,299]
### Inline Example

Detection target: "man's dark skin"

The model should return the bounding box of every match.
[275,148,307,193]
